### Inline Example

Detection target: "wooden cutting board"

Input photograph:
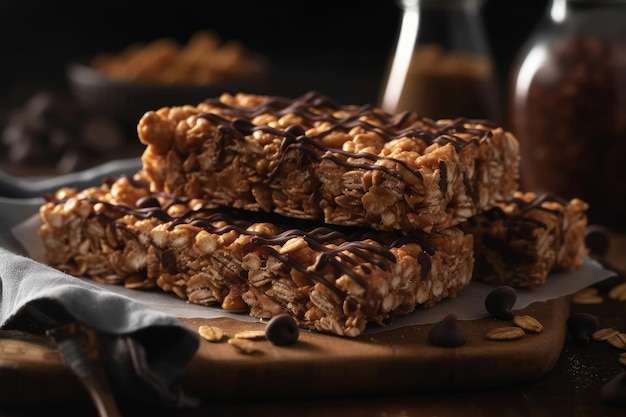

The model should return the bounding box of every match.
[0,297,569,403]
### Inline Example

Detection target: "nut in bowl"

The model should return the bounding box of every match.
[67,30,270,127]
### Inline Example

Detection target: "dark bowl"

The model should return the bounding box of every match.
[66,55,271,127]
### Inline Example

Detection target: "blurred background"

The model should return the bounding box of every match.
[0,0,549,175]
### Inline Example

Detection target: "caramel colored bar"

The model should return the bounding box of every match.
[136,91,520,233]
[463,191,589,289]
[39,176,474,337]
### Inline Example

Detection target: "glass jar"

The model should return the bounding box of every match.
[378,0,503,123]
[508,0,626,231]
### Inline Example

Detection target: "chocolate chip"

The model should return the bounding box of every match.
[265,314,299,346]
[567,312,600,345]
[484,286,517,320]
[428,313,467,347]
[584,224,611,257]
[600,370,626,406]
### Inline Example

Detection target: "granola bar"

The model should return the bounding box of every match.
[136,91,520,233]
[38,176,474,337]
[463,191,589,289]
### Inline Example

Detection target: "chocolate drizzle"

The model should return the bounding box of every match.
[198,91,498,191]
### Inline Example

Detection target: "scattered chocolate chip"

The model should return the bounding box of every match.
[428,313,467,347]
[567,312,600,345]
[600,370,626,407]
[484,286,517,320]
[584,224,611,257]
[265,314,299,346]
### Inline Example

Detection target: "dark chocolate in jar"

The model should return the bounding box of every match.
[510,33,626,232]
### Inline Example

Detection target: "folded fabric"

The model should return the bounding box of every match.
[0,246,200,408]
[0,158,200,409]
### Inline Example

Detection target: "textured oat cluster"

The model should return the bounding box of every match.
[38,91,589,337]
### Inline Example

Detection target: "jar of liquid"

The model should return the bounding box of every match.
[378,0,503,123]
[508,0,626,231]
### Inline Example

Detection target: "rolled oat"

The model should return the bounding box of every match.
[592,328,620,342]
[198,325,224,342]
[485,326,525,341]
[513,314,544,333]
[608,283,626,301]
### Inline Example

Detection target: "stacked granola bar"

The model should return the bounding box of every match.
[136,90,519,233]
[38,91,588,336]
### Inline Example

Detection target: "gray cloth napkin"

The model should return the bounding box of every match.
[0,159,201,409]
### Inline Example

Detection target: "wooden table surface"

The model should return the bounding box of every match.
[1,239,625,417]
